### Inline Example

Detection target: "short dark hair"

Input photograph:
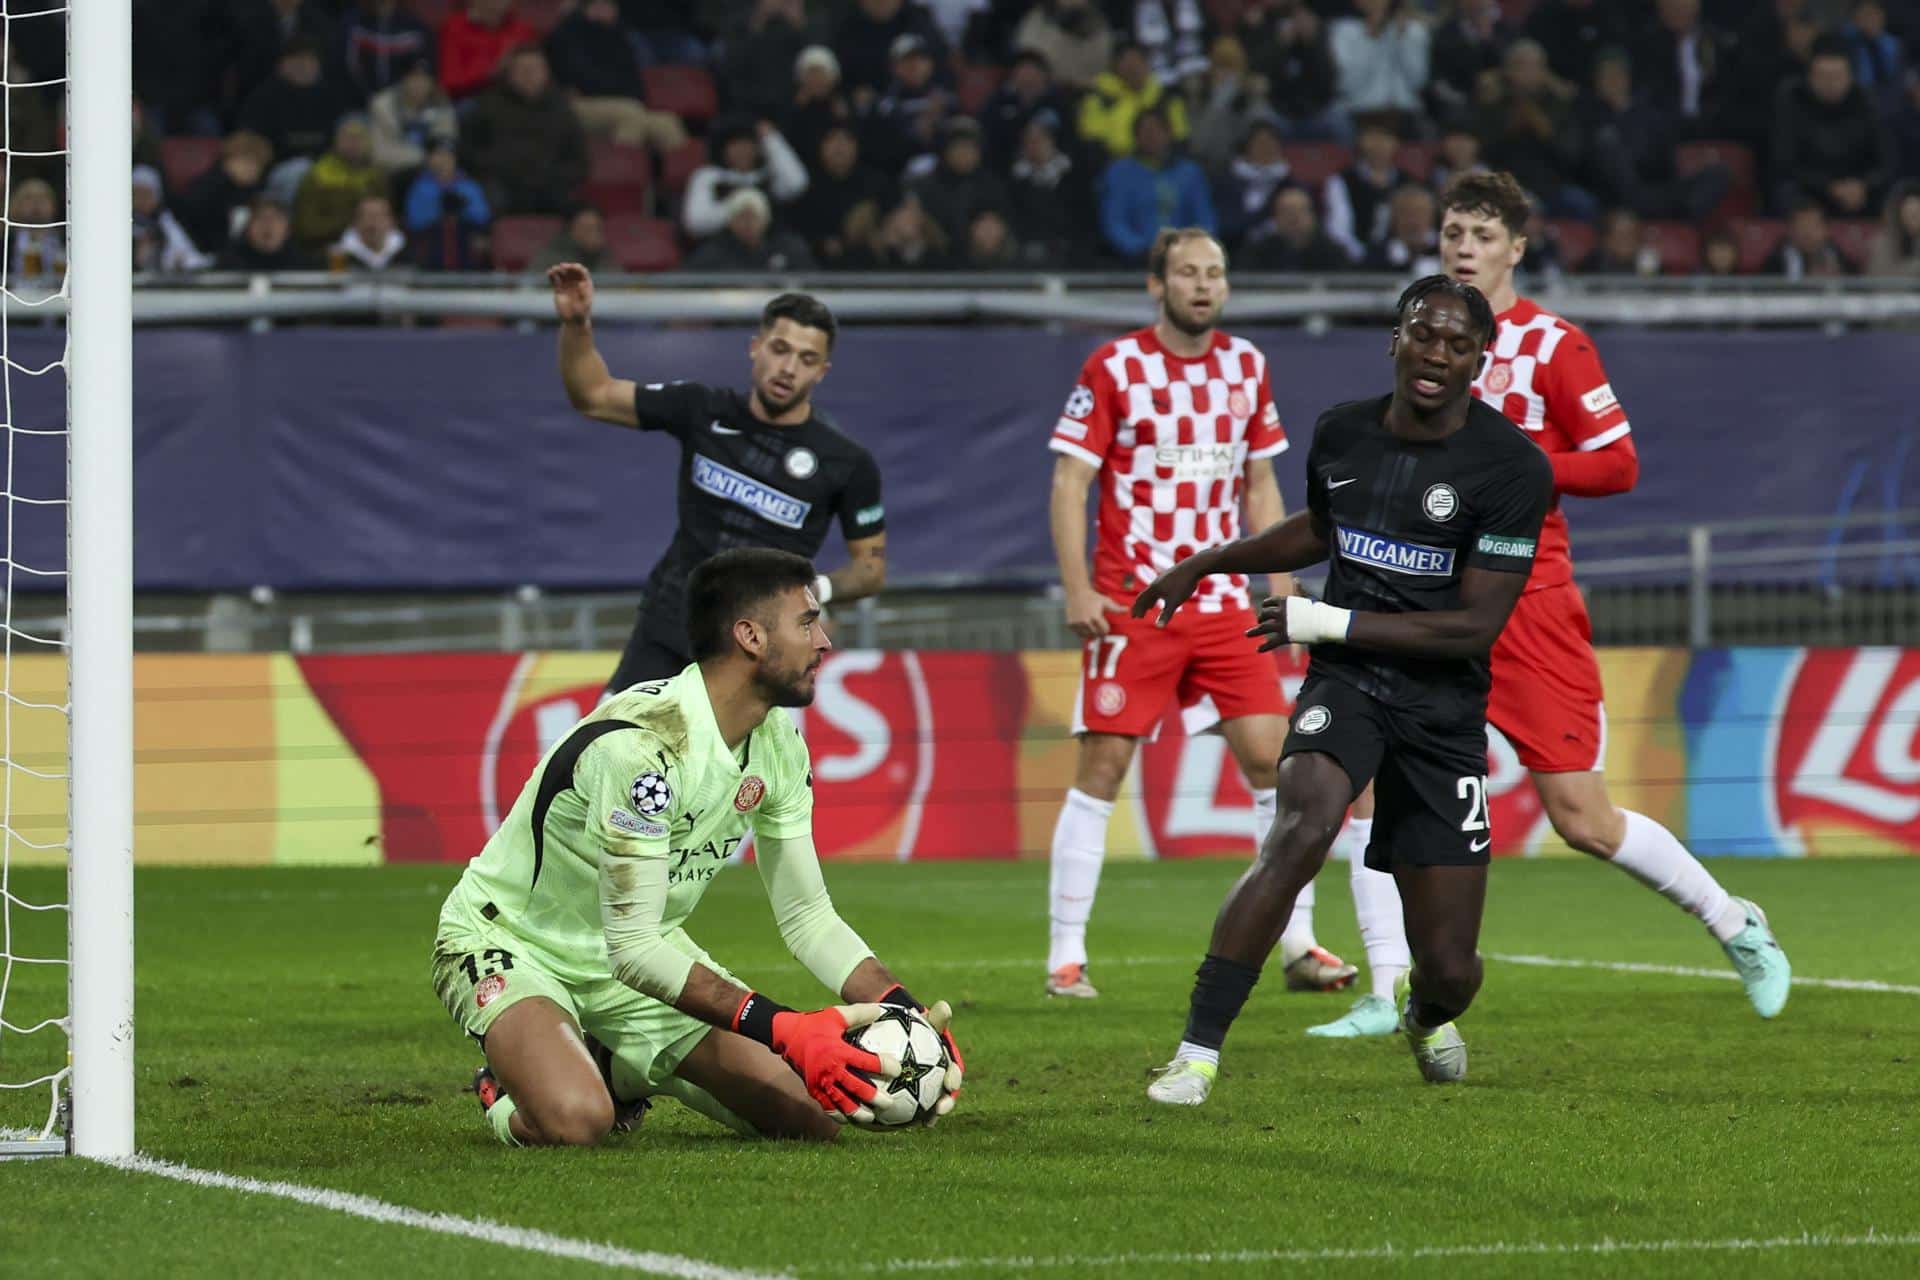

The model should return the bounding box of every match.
[1440,170,1532,240]
[1148,227,1224,279]
[685,548,818,660]
[761,292,837,351]
[1810,33,1850,62]
[1396,274,1497,351]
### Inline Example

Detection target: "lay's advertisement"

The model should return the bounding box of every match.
[9,647,1915,865]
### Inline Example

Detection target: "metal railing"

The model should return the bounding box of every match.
[12,508,1919,653]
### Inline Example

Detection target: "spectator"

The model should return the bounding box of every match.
[1763,199,1857,277]
[835,0,948,102]
[1322,113,1405,261]
[1008,109,1092,266]
[238,36,346,163]
[1214,117,1295,249]
[1014,0,1113,93]
[786,46,855,177]
[1098,106,1215,262]
[132,97,166,176]
[1577,48,1729,222]
[332,193,410,270]
[1240,184,1352,271]
[792,123,897,266]
[531,205,614,273]
[1699,227,1742,275]
[724,0,818,121]
[228,0,339,116]
[683,117,810,237]
[981,50,1074,164]
[1131,0,1210,85]
[1238,0,1340,140]
[1842,1,1909,114]
[293,116,389,248]
[339,0,434,101]
[862,193,950,267]
[217,196,316,270]
[1895,68,1920,181]
[1524,0,1632,92]
[1773,35,1893,215]
[1868,178,1920,273]
[4,180,64,285]
[405,140,493,269]
[1364,182,1442,272]
[1634,0,1734,138]
[1429,121,1485,191]
[1475,38,1594,220]
[1517,197,1567,289]
[619,0,711,67]
[961,208,1021,268]
[132,166,211,273]
[686,188,818,270]
[1328,0,1430,131]
[908,117,1011,247]
[861,34,953,176]
[175,131,275,255]
[369,58,459,176]
[1189,37,1273,175]
[1080,40,1190,159]
[1428,0,1513,123]
[132,0,222,136]
[547,0,689,151]
[462,46,591,214]
[1731,0,1821,144]
[1579,207,1659,275]
[440,0,539,101]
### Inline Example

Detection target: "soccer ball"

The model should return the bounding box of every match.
[845,1005,949,1128]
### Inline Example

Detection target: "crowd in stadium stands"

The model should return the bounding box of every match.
[13,0,1919,281]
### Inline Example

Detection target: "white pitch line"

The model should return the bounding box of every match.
[834,1229,1920,1274]
[1485,952,1920,996]
[105,1155,790,1280]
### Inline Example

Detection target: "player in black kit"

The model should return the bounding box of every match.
[548,264,887,695]
[1132,277,1553,1102]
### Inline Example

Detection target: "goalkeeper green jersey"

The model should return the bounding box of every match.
[448,664,822,987]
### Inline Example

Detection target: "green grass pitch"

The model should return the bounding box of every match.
[3,858,1917,1278]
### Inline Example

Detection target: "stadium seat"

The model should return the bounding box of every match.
[659,138,707,197]
[1548,218,1596,270]
[1642,221,1702,274]
[606,215,681,272]
[584,139,652,215]
[491,214,562,272]
[160,136,222,194]
[1396,142,1436,182]
[1830,219,1877,270]
[1676,140,1757,217]
[1736,219,1786,272]
[641,66,718,127]
[1282,142,1350,190]
[956,64,1004,117]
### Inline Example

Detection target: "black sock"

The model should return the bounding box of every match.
[1181,953,1263,1051]
[1411,998,1464,1029]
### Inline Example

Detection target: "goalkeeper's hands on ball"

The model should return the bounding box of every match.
[881,984,964,1121]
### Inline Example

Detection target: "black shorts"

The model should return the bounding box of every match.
[605,611,691,696]
[1280,674,1491,871]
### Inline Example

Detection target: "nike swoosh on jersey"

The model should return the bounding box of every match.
[1327,477,1359,490]
[1469,836,1491,852]
[709,420,742,435]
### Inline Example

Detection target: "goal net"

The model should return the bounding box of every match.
[0,0,133,1160]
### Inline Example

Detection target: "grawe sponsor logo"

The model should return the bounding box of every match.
[1775,648,1920,851]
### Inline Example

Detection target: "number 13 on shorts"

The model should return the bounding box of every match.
[1457,775,1491,852]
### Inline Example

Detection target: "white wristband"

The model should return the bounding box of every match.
[812,574,834,606]
[1285,595,1352,645]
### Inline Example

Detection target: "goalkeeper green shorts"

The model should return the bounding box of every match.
[430,892,740,1094]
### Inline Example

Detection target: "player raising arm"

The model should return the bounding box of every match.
[1134,277,1552,1103]
[431,549,960,1145]
[550,264,888,696]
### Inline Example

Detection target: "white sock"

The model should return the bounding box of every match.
[1345,817,1410,999]
[1175,1039,1220,1067]
[1047,788,1114,972]
[1610,809,1744,942]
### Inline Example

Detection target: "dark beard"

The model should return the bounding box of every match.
[752,661,815,708]
[1164,305,1214,337]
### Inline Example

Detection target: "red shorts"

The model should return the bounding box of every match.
[1487,582,1608,774]
[1073,605,1287,739]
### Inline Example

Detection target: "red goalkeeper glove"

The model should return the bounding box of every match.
[880,984,965,1120]
[733,993,896,1121]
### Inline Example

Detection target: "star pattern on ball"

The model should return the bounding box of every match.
[877,1006,935,1097]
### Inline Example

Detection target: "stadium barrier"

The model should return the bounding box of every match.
[10,646,1916,866]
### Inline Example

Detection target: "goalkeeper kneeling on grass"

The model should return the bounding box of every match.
[432,548,962,1144]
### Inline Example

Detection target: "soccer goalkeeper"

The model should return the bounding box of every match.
[431,548,962,1144]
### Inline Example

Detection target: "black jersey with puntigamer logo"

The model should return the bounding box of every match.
[1304,394,1552,715]
[626,381,885,647]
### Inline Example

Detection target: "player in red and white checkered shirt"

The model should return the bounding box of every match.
[1309,174,1789,1039]
[1043,228,1355,1001]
